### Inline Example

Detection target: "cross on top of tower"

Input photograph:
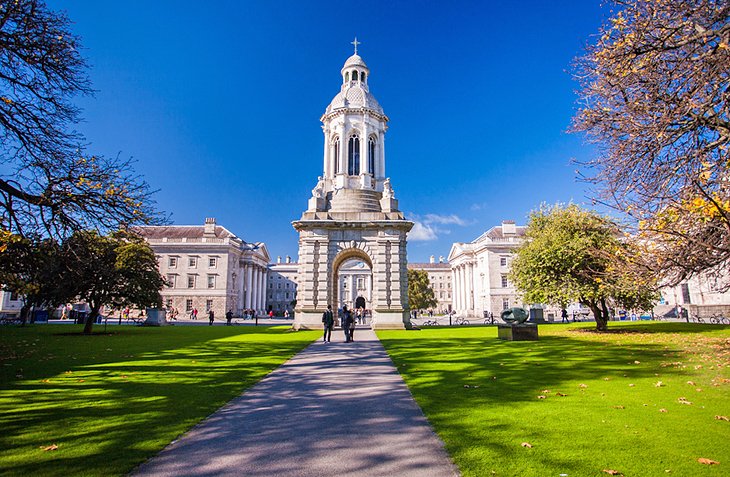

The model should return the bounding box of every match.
[351,37,361,55]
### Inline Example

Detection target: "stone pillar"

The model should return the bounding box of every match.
[259,266,267,312]
[468,262,474,316]
[245,263,253,309]
[323,127,330,178]
[460,265,467,314]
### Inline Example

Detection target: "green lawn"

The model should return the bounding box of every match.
[378,322,730,477]
[0,324,319,476]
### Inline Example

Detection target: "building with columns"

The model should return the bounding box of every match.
[292,42,413,330]
[139,218,270,317]
[448,221,527,318]
[267,256,298,315]
[408,256,452,313]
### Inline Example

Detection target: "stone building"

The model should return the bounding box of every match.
[408,256,452,313]
[0,290,22,318]
[448,221,527,318]
[267,256,298,315]
[139,218,270,318]
[292,42,413,329]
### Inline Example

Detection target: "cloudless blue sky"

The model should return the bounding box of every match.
[49,0,609,263]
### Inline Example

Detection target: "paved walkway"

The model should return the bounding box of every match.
[133,328,459,477]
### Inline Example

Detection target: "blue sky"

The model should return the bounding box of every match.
[50,0,609,263]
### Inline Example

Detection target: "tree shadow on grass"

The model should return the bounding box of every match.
[378,326,722,476]
[0,326,319,476]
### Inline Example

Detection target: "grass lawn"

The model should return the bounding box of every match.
[378,322,730,477]
[0,324,319,476]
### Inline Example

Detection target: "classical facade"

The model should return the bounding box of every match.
[448,221,527,318]
[0,289,22,318]
[292,43,413,329]
[408,256,452,313]
[139,218,270,317]
[267,256,298,315]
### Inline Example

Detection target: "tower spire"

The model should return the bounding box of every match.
[351,37,361,55]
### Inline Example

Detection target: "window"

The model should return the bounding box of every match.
[348,133,360,175]
[269,293,273,299]
[501,275,509,288]
[361,72,366,82]
[188,257,197,268]
[286,283,290,289]
[368,137,376,174]
[342,281,348,289]
[209,257,217,268]
[357,278,364,289]
[169,257,177,268]
[285,292,290,299]
[187,275,196,288]
[500,256,508,267]
[352,70,359,81]
[277,283,281,289]
[167,274,176,288]
[502,298,510,310]
[333,136,340,174]
[207,275,215,289]
[166,298,173,308]
[10,291,18,301]
[345,71,350,82]
[186,299,193,312]
[206,299,213,311]
[681,283,691,304]
[269,283,273,289]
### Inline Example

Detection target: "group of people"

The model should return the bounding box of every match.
[321,304,361,343]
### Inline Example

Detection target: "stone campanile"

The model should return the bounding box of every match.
[292,40,413,330]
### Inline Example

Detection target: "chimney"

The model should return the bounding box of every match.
[286,255,291,263]
[439,256,444,263]
[502,220,516,235]
[429,255,435,264]
[277,256,281,264]
[203,217,216,237]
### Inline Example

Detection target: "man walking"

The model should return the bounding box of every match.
[322,305,334,343]
[226,309,233,326]
[561,308,569,323]
[208,309,215,326]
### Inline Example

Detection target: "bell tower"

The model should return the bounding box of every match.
[293,40,413,330]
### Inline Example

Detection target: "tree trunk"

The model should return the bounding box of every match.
[83,305,101,335]
[586,301,609,332]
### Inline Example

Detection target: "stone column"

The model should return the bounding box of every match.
[259,266,267,312]
[451,267,458,311]
[323,127,330,178]
[360,122,368,176]
[245,263,253,309]
[468,262,474,315]
[460,265,467,313]
[378,131,386,180]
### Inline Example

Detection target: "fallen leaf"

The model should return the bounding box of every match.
[579,383,588,388]
[698,458,719,465]
[541,389,551,393]
[463,385,471,388]
[634,360,641,364]
[77,379,85,382]
[602,469,622,475]
[537,395,547,399]
[629,384,635,387]
[687,380,696,386]
[695,388,702,392]
[41,379,50,383]
[40,444,58,451]
[521,442,532,448]
[613,405,625,409]
[659,408,668,413]
[556,392,568,397]
[714,415,729,421]
[655,381,664,387]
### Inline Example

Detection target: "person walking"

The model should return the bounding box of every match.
[226,309,233,326]
[322,305,334,343]
[342,305,352,342]
[208,309,215,326]
[350,309,357,341]
[193,308,198,320]
[561,308,569,323]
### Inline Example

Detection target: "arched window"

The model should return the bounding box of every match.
[352,71,359,82]
[333,136,340,174]
[348,134,360,176]
[361,72,366,82]
[345,72,349,83]
[368,136,376,175]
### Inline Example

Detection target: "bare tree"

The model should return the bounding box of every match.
[0,0,163,238]
[572,0,729,288]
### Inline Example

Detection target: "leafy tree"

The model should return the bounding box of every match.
[407,269,437,313]
[60,230,165,334]
[0,0,163,238]
[0,233,65,324]
[509,204,658,331]
[572,0,730,288]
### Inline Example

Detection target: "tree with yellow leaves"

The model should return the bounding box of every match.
[572,0,729,289]
[0,0,163,239]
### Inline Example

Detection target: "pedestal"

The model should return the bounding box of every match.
[498,323,538,341]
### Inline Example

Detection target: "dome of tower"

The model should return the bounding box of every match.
[343,54,367,69]
[325,85,383,114]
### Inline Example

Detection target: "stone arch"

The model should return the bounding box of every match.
[330,247,373,313]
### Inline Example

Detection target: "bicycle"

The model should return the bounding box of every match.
[455,317,470,325]
[709,314,729,325]
[692,315,705,324]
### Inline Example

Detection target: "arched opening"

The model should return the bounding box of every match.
[331,250,373,326]
[332,136,340,174]
[361,72,366,82]
[352,70,358,81]
[368,136,376,175]
[345,71,350,83]
[348,133,360,175]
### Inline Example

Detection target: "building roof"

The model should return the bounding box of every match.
[343,53,367,69]
[137,225,237,240]
[408,262,451,270]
